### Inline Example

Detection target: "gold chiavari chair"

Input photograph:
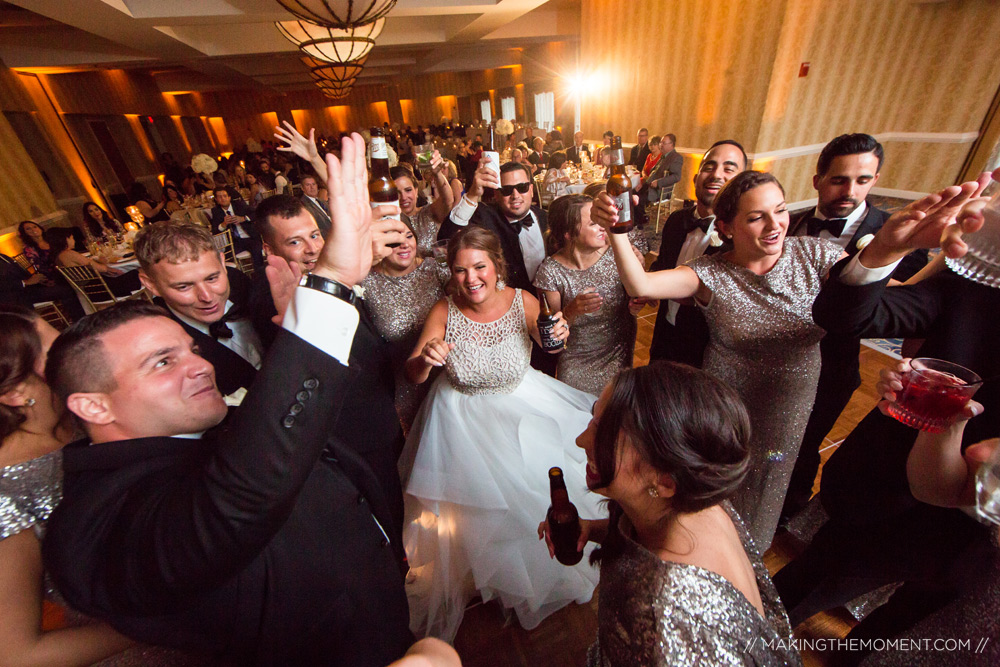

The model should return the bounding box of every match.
[57,265,150,313]
[212,229,254,276]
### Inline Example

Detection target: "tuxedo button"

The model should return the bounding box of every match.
[321,451,338,463]
[303,378,319,390]
[296,390,311,402]
[282,415,295,429]
[380,539,389,548]
[357,494,366,505]
[289,402,304,415]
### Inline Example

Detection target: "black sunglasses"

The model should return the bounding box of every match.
[499,182,531,196]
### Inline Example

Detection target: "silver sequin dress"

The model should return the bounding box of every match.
[533,249,636,394]
[361,259,450,430]
[405,205,440,258]
[588,502,801,666]
[688,237,843,549]
[400,289,603,641]
[0,451,208,666]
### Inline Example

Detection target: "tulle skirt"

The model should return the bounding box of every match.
[400,369,603,641]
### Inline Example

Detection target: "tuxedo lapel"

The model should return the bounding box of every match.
[845,204,887,256]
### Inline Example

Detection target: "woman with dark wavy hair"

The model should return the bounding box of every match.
[593,170,846,549]
[80,202,124,240]
[542,362,799,666]
[17,221,58,281]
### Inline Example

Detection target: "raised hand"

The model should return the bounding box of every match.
[312,133,373,287]
[590,192,618,229]
[467,156,500,201]
[264,253,302,325]
[941,166,1000,259]
[274,121,319,162]
[862,180,984,267]
[564,289,602,322]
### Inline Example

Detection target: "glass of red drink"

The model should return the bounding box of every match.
[886,358,982,433]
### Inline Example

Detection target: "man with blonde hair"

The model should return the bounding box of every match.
[135,222,264,395]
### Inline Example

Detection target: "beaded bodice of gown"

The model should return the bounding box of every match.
[0,450,62,541]
[444,289,531,395]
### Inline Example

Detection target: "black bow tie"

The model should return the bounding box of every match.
[684,214,715,235]
[807,217,848,238]
[208,320,233,340]
[510,214,534,232]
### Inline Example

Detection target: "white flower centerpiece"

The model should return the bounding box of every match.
[191,153,218,175]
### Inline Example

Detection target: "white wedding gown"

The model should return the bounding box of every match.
[400,290,603,641]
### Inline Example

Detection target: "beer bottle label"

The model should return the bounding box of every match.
[371,137,388,159]
[614,192,631,222]
[537,316,565,351]
[611,148,624,166]
[371,198,401,220]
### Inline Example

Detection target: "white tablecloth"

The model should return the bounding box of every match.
[171,207,212,227]
[566,173,639,195]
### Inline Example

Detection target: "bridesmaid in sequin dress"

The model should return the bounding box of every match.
[361,221,450,431]
[534,195,651,394]
[541,363,800,666]
[0,307,206,665]
[594,171,846,550]
[391,150,454,258]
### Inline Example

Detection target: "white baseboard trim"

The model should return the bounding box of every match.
[870,186,927,200]
[787,198,818,212]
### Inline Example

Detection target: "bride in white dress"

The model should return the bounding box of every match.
[402,226,603,641]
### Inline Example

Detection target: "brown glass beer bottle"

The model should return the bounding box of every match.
[547,467,583,565]
[369,127,400,220]
[606,136,633,234]
[537,292,565,353]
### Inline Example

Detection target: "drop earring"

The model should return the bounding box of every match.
[647,486,659,498]
[496,279,506,292]
[24,398,36,407]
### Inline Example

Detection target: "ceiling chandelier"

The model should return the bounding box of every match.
[275,18,384,63]
[275,0,397,28]
[304,55,365,99]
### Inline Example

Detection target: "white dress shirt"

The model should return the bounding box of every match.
[449,198,546,281]
[813,201,868,249]
[171,300,263,369]
[666,214,717,325]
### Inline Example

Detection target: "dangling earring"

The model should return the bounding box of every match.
[647,486,659,498]
[496,279,506,292]
[24,398,36,407]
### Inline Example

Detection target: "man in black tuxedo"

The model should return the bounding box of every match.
[628,127,651,170]
[41,137,412,666]
[780,133,929,522]
[565,131,590,165]
[527,137,550,174]
[209,187,263,269]
[299,174,332,237]
[773,181,996,657]
[648,140,747,366]
[646,133,683,204]
[136,222,265,398]
[255,193,407,546]
[0,252,85,321]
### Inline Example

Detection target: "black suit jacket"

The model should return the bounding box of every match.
[813,263,999,522]
[300,195,332,237]
[566,144,590,164]
[43,329,412,666]
[648,208,729,366]
[628,142,651,170]
[438,203,549,291]
[0,253,31,304]
[209,200,256,236]
[790,204,929,427]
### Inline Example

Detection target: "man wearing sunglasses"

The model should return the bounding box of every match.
[439,157,547,292]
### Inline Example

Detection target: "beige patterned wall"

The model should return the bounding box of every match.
[581,0,1000,202]
[0,112,58,224]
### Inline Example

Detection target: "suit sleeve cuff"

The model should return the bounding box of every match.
[281,286,358,365]
[840,253,901,286]
[449,196,477,226]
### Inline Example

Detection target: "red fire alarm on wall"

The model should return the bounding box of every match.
[799,62,811,78]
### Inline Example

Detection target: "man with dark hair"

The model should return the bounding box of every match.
[628,127,651,170]
[781,132,928,522]
[299,174,332,236]
[209,187,263,269]
[649,139,748,366]
[645,133,683,204]
[135,222,264,397]
[602,130,614,146]
[255,195,324,275]
[41,138,412,665]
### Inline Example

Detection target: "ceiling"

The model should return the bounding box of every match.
[0,0,581,93]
